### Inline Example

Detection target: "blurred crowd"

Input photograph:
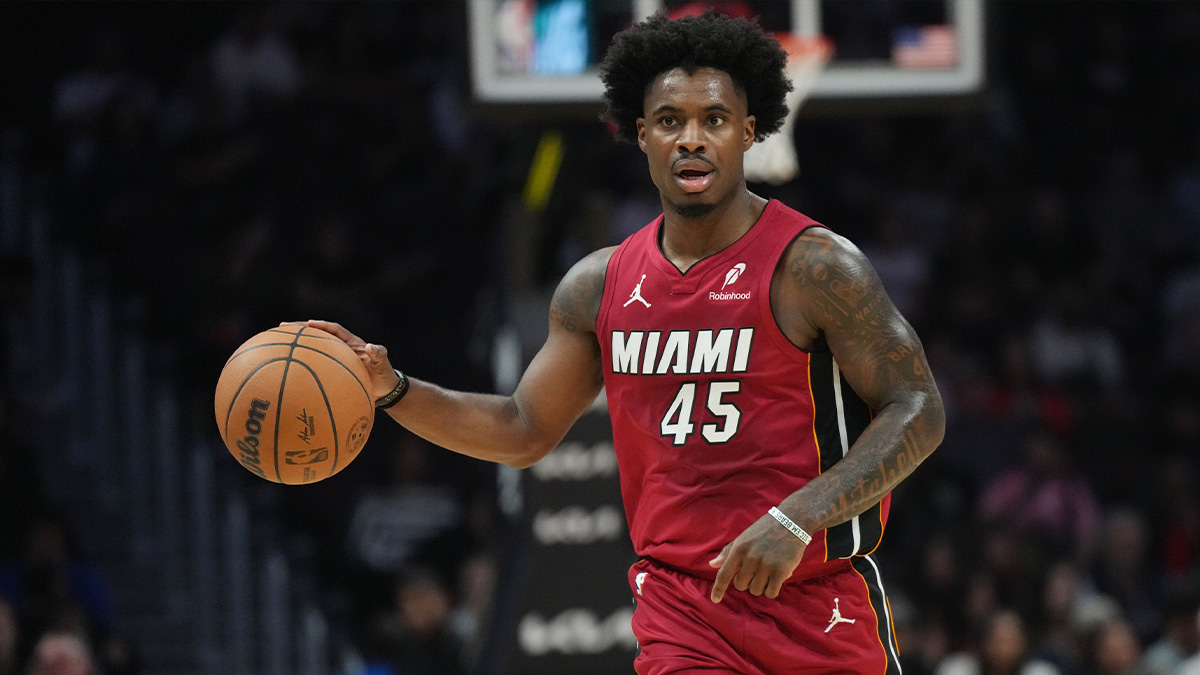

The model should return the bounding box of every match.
[1,2,1200,675]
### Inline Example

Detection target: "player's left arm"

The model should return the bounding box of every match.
[778,226,945,523]
[710,227,945,602]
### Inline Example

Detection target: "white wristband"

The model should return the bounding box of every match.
[769,506,812,545]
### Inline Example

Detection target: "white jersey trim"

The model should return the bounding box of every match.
[832,358,862,556]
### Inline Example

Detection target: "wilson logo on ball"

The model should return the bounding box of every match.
[237,398,271,479]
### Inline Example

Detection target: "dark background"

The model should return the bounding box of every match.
[1,2,1199,675]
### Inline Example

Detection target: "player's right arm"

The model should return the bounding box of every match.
[296,247,614,469]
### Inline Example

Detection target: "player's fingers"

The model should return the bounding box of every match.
[765,573,786,599]
[306,320,364,347]
[709,543,732,568]
[710,554,741,603]
[357,343,380,362]
[363,344,396,375]
[732,556,758,592]
[370,343,389,361]
[748,569,770,596]
[357,349,371,366]
[355,344,400,395]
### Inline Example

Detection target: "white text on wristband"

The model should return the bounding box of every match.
[768,506,812,545]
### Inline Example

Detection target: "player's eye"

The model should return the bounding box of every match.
[708,115,725,126]
[659,116,678,127]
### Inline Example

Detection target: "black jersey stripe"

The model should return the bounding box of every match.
[851,556,903,674]
[807,352,843,563]
[838,362,883,555]
[808,352,843,475]
[811,354,885,559]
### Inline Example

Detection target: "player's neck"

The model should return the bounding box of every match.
[659,189,767,273]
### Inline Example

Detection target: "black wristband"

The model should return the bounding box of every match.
[375,369,410,410]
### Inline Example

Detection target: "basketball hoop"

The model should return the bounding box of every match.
[744,34,833,186]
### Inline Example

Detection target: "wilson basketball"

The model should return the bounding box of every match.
[214,325,374,484]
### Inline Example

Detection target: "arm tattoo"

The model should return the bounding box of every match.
[549,300,580,333]
[549,248,612,335]
[782,231,945,533]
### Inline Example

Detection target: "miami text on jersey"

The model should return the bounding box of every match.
[610,328,755,375]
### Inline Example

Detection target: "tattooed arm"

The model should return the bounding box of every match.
[301,247,613,469]
[710,227,944,602]
[773,227,944,526]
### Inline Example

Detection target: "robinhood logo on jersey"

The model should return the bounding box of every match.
[711,263,751,300]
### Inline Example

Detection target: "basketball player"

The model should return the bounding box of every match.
[298,12,944,674]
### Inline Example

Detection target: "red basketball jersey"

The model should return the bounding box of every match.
[597,199,891,580]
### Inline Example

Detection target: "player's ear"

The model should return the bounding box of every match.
[743,115,756,150]
[636,118,647,152]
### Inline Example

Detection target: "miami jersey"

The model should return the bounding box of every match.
[597,199,890,580]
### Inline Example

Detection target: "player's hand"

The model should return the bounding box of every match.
[708,512,808,603]
[279,320,400,400]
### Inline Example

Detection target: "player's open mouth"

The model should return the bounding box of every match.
[675,168,714,192]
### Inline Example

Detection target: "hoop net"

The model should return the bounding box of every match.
[744,34,833,186]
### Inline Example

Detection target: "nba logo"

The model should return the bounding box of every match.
[635,571,648,596]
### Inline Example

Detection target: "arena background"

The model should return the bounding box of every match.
[1,2,1200,674]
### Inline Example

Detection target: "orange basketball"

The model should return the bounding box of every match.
[214,324,374,484]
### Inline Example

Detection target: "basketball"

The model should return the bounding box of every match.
[214,324,375,484]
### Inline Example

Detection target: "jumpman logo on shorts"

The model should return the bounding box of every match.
[624,274,651,308]
[825,598,856,633]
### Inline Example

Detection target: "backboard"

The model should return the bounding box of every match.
[468,0,985,104]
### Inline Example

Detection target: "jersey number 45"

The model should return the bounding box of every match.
[660,381,741,446]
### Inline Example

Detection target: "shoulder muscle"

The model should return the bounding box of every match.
[779,227,930,407]
[783,227,885,331]
[550,246,616,335]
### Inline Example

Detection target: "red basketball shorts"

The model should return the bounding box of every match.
[627,556,901,674]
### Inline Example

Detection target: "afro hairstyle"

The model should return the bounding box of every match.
[599,12,793,144]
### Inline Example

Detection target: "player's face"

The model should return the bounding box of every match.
[636,67,756,218]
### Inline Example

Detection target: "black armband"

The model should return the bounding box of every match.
[375,369,410,410]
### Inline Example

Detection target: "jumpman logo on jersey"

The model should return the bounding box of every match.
[825,598,856,633]
[624,274,651,308]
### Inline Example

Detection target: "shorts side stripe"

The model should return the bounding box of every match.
[850,556,902,674]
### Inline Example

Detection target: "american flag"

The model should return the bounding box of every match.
[892,25,959,69]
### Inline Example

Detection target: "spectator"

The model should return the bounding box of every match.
[979,431,1102,561]
[0,513,114,643]
[1140,592,1200,675]
[908,536,969,646]
[25,632,94,675]
[52,27,155,188]
[0,512,134,675]
[1089,508,1161,639]
[344,436,463,575]
[1028,278,1124,390]
[1087,617,1146,675]
[1152,455,1200,583]
[961,574,1001,646]
[892,593,952,675]
[1179,628,1200,675]
[209,5,302,124]
[1162,260,1200,376]
[1031,562,1086,675]
[448,551,496,669]
[862,210,933,322]
[936,609,1061,675]
[362,566,464,675]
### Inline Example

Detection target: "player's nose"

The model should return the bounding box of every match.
[676,119,706,155]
